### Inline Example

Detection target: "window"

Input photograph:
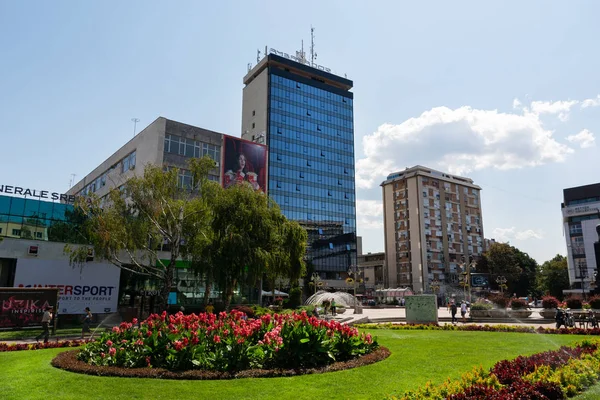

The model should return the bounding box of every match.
[35,232,43,239]
[252,123,255,129]
[252,110,256,116]
[121,151,136,173]
[12,229,21,236]
[0,228,2,234]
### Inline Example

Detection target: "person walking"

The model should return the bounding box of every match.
[81,307,92,339]
[461,301,468,323]
[331,298,337,316]
[36,306,53,344]
[450,301,457,324]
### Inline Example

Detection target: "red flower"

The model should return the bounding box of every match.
[213,335,221,343]
[109,347,116,357]
[106,340,113,347]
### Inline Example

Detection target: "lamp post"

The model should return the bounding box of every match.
[347,264,362,314]
[579,261,588,301]
[430,279,440,308]
[309,272,323,296]
[496,276,507,294]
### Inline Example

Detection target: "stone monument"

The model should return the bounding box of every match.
[405,295,438,324]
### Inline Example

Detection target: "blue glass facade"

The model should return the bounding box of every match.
[266,68,356,275]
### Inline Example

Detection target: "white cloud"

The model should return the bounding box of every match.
[356,199,383,229]
[492,227,544,242]
[581,95,600,108]
[567,129,596,148]
[529,100,578,121]
[356,105,574,189]
[512,98,522,109]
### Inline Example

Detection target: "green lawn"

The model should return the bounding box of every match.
[0,330,592,400]
[0,328,83,341]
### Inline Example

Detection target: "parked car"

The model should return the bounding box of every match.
[529,300,543,308]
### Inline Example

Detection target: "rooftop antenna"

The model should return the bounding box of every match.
[131,118,140,137]
[257,48,261,63]
[69,173,77,189]
[310,25,317,65]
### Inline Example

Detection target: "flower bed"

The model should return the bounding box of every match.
[0,339,90,352]
[392,339,600,399]
[355,322,600,335]
[60,311,379,375]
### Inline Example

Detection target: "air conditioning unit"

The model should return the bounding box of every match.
[215,162,220,168]
[28,245,39,256]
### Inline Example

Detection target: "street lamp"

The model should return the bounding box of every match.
[459,257,476,303]
[496,276,507,294]
[309,272,323,296]
[430,279,440,308]
[347,265,362,314]
[578,261,588,301]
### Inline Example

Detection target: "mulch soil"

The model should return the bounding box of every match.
[51,346,391,380]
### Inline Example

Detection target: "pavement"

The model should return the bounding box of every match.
[333,306,559,329]
[1,307,559,345]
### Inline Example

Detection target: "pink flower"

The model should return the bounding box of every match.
[106,340,113,347]
[112,326,120,334]
[213,335,221,343]
[100,352,106,358]
[132,318,138,325]
[109,347,116,357]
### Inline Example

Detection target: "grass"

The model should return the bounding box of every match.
[0,328,84,340]
[574,381,600,399]
[0,329,592,400]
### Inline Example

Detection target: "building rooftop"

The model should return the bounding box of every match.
[381,165,481,190]
[244,53,353,91]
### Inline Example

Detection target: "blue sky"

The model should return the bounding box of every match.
[1,1,599,263]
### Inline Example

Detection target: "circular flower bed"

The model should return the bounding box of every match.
[53,310,384,378]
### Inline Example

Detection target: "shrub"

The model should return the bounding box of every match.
[231,305,255,318]
[76,311,378,372]
[287,286,302,309]
[542,296,560,309]
[566,297,583,310]
[510,298,528,310]
[588,295,600,310]
[489,295,510,308]
[470,302,493,311]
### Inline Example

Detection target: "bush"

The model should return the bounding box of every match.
[287,286,302,309]
[542,296,559,309]
[510,298,528,310]
[470,302,493,311]
[566,297,583,310]
[231,305,255,318]
[489,295,510,308]
[76,311,378,372]
[588,295,600,310]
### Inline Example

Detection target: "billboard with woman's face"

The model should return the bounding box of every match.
[222,135,268,193]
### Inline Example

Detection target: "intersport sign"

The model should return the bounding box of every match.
[14,258,121,314]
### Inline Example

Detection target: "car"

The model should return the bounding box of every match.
[529,300,543,308]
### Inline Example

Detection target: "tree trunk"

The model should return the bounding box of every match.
[203,276,212,305]
[224,278,237,310]
[158,254,176,313]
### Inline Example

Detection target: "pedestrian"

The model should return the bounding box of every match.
[36,306,53,344]
[450,301,457,324]
[205,300,214,314]
[446,296,450,311]
[331,298,337,316]
[81,307,92,339]
[461,301,468,323]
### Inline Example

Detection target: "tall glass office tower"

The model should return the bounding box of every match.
[241,53,356,280]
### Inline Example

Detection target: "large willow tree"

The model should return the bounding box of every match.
[66,156,307,311]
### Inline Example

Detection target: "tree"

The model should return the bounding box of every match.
[204,183,307,309]
[481,242,538,297]
[537,254,569,299]
[65,157,216,311]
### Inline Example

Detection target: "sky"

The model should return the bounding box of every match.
[1,1,599,264]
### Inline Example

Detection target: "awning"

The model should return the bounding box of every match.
[261,290,289,297]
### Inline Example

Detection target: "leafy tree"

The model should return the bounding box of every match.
[480,242,538,297]
[65,157,216,311]
[206,183,306,309]
[536,254,569,300]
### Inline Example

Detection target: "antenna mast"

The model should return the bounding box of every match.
[131,118,140,138]
[69,173,76,189]
[310,26,316,65]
